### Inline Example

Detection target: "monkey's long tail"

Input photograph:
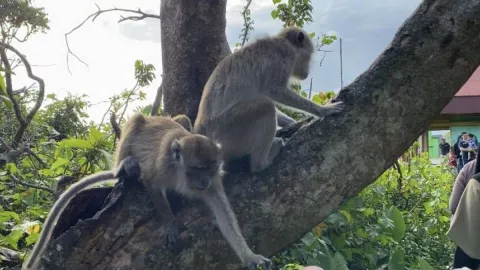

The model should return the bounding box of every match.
[21,171,117,270]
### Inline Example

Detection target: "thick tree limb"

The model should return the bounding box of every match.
[0,42,45,148]
[35,0,480,269]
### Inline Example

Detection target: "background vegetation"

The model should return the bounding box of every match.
[0,0,456,269]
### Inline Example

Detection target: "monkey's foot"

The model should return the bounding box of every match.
[246,254,271,270]
[116,156,141,181]
[165,221,183,253]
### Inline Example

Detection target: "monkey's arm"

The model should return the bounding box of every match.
[204,185,270,269]
[144,187,183,252]
[271,87,344,117]
[276,108,296,127]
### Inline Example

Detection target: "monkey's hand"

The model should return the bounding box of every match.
[245,253,271,270]
[320,101,345,116]
[165,219,183,253]
[115,155,141,181]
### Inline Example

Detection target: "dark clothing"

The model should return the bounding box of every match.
[439,142,450,155]
[454,142,461,158]
[453,245,480,269]
[459,140,470,163]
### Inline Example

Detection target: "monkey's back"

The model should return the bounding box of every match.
[194,36,296,135]
[114,113,189,183]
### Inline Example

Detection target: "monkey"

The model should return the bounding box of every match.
[171,114,192,131]
[22,113,270,270]
[193,26,345,173]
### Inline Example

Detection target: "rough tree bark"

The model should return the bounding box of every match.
[160,0,231,122]
[35,0,480,269]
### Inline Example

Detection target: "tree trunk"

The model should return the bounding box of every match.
[160,0,231,122]
[37,0,480,269]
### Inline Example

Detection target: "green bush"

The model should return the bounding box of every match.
[275,150,455,270]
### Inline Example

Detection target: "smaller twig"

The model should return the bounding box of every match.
[110,112,121,140]
[25,148,47,168]
[151,83,163,116]
[10,174,54,194]
[64,4,160,74]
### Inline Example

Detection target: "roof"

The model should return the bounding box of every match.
[455,65,480,97]
[441,65,480,114]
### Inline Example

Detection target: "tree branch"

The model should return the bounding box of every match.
[0,42,45,148]
[10,174,54,194]
[109,112,121,140]
[64,4,160,74]
[151,83,163,116]
[0,44,26,127]
[36,0,480,269]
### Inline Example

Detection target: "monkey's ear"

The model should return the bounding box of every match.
[171,140,182,161]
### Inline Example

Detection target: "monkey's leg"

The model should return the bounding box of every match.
[204,185,271,269]
[248,104,281,172]
[272,87,344,117]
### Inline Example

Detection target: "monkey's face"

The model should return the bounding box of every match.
[293,53,312,80]
[283,29,314,80]
[173,135,222,191]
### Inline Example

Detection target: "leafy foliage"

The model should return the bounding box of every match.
[271,0,313,28]
[275,149,454,270]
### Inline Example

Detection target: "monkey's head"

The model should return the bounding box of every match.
[280,27,314,80]
[171,134,222,191]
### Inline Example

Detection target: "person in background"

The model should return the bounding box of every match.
[468,133,478,162]
[448,149,480,269]
[439,137,450,160]
[459,133,471,168]
[448,147,457,169]
[454,133,465,172]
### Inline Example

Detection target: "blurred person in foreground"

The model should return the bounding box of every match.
[447,147,480,269]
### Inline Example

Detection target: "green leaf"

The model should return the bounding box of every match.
[301,232,316,246]
[89,127,104,144]
[50,157,69,171]
[272,0,282,4]
[0,211,20,223]
[99,149,113,170]
[388,248,406,270]
[26,232,40,246]
[0,72,6,92]
[0,94,13,109]
[271,10,279,19]
[339,210,352,223]
[417,257,434,270]
[332,252,349,270]
[387,206,406,241]
[59,138,93,150]
[5,230,23,250]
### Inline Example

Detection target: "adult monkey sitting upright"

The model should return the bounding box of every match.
[194,26,345,173]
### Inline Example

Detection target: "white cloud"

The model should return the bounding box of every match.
[8,0,421,123]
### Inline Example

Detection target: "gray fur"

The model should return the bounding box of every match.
[194,26,344,172]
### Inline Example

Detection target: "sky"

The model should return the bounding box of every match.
[9,0,422,122]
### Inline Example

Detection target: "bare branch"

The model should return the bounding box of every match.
[110,112,121,140]
[64,4,160,74]
[10,174,54,194]
[0,42,46,148]
[0,44,26,127]
[151,83,163,116]
[240,0,254,47]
